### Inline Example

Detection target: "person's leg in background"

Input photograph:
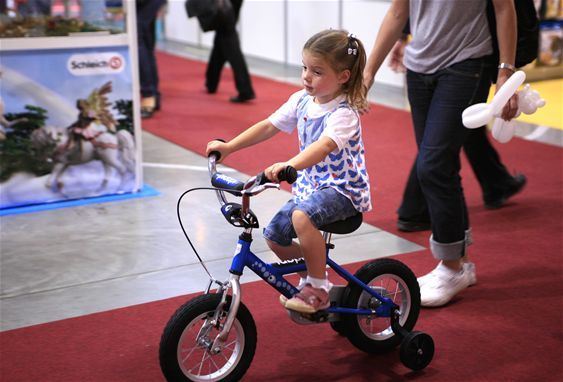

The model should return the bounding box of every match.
[397,70,435,232]
[205,0,254,101]
[397,159,432,231]
[220,27,255,102]
[206,31,227,94]
[397,74,527,232]
[463,126,527,209]
[148,17,161,111]
[408,58,490,307]
[224,0,255,102]
[137,0,166,118]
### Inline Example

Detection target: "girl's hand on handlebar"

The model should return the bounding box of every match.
[206,140,230,163]
[264,162,291,183]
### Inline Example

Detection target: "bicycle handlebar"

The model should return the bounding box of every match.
[207,140,297,207]
[255,166,298,185]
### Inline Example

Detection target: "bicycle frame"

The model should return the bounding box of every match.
[203,155,398,353]
[207,227,399,353]
[231,229,396,315]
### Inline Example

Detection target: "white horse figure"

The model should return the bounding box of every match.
[31,124,136,192]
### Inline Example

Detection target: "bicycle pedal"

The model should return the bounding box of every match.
[306,310,329,322]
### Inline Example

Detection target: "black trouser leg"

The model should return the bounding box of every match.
[398,157,431,222]
[206,33,227,93]
[463,126,514,203]
[219,29,254,97]
[137,0,165,98]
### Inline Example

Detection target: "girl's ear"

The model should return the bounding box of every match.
[338,69,351,85]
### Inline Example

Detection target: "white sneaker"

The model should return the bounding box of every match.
[418,262,474,307]
[418,262,477,287]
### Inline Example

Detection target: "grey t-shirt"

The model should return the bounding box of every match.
[404,0,493,74]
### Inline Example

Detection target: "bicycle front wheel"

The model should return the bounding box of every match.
[159,293,257,382]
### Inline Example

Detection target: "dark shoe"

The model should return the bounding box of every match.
[141,106,154,119]
[397,218,431,232]
[484,173,527,210]
[230,94,255,103]
[154,93,161,111]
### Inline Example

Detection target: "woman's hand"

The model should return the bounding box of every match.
[264,162,290,183]
[358,73,374,115]
[206,140,231,163]
[388,38,407,73]
[495,69,519,121]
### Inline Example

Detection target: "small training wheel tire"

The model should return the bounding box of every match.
[329,321,348,336]
[399,331,434,371]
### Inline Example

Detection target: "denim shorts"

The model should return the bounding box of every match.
[263,187,358,246]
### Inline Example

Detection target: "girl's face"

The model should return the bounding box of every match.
[301,50,350,104]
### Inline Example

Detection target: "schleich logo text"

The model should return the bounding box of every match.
[68,53,125,76]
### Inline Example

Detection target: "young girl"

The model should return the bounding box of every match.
[206,29,371,313]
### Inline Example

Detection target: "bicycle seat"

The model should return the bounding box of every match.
[319,213,363,234]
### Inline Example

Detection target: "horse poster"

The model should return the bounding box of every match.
[0,45,141,209]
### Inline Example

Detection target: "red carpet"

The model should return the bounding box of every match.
[2,53,562,381]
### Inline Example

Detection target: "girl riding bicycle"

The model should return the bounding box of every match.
[206,29,372,314]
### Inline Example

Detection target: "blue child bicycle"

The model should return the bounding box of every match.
[159,153,434,381]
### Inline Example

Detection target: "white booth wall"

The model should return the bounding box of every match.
[163,0,403,88]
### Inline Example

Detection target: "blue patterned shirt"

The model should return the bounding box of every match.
[269,91,371,212]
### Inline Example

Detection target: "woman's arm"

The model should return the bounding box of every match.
[363,0,410,90]
[492,0,518,120]
[206,119,279,162]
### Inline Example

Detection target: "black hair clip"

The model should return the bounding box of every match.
[347,33,358,56]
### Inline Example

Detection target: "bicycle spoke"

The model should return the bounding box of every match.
[223,338,238,351]
[192,351,208,375]
[220,351,231,363]
[181,344,199,363]
[208,353,221,370]
[384,277,391,295]
[391,281,400,301]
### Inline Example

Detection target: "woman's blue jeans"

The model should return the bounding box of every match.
[406,57,491,260]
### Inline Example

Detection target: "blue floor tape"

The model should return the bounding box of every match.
[0,184,160,217]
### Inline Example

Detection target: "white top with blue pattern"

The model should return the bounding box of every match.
[268,90,372,212]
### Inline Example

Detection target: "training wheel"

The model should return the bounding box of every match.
[399,331,434,371]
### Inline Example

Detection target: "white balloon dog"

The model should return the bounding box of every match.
[462,70,546,143]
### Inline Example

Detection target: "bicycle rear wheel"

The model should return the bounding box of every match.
[342,258,420,353]
[159,293,257,382]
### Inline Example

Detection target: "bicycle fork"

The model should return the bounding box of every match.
[203,274,242,354]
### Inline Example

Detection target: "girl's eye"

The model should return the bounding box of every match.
[314,71,322,76]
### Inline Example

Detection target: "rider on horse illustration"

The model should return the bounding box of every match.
[66,81,118,151]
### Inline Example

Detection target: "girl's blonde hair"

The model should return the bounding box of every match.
[303,29,368,110]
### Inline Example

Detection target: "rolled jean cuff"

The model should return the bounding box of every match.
[429,235,466,261]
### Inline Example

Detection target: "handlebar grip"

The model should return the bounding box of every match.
[256,166,298,185]
[209,151,222,161]
[278,166,298,184]
[208,139,226,161]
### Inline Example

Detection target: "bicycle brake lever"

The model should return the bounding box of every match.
[242,183,280,196]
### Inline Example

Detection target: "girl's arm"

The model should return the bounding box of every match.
[491,0,518,121]
[265,137,337,182]
[363,0,410,90]
[206,119,280,162]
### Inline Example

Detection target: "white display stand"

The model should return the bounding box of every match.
[0,0,143,209]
